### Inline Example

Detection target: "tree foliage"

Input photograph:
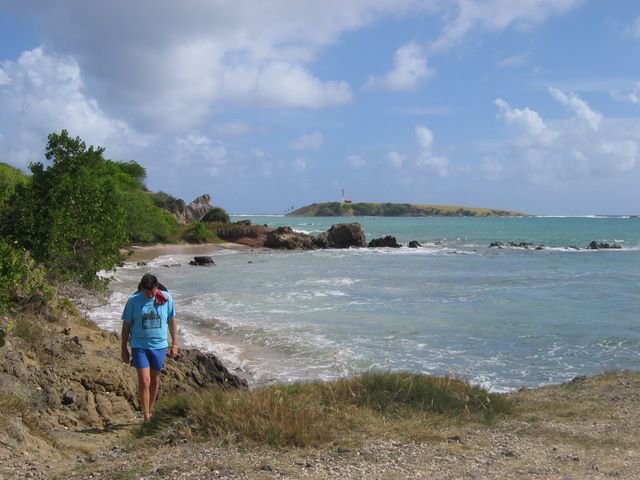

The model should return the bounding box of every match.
[0,240,52,315]
[0,163,28,209]
[0,131,128,283]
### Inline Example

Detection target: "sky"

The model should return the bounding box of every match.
[0,1,639,215]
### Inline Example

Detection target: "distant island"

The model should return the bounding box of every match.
[287,202,526,217]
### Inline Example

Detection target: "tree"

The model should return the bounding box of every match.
[0,131,128,283]
[0,163,28,209]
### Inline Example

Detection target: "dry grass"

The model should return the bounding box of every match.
[139,372,511,447]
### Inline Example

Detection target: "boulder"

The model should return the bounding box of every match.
[326,223,367,248]
[368,236,401,248]
[235,219,252,226]
[408,240,422,248]
[264,231,315,250]
[189,256,215,266]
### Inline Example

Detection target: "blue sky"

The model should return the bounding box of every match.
[0,1,639,215]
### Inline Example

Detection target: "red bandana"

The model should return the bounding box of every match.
[154,291,167,305]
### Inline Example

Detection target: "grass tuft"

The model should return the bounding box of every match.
[139,372,510,447]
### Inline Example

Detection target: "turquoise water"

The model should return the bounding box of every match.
[90,216,640,391]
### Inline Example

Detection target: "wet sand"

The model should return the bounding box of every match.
[124,242,252,262]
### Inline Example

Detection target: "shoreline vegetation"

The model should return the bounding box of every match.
[2,132,639,478]
[288,202,526,217]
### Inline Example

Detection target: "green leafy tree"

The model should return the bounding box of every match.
[0,163,28,209]
[0,131,127,283]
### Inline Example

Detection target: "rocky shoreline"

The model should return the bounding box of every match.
[1,238,638,479]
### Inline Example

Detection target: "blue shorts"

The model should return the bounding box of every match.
[131,348,167,371]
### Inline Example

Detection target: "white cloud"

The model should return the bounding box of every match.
[0,67,9,86]
[10,1,435,131]
[0,47,146,168]
[548,87,602,131]
[365,42,433,92]
[174,134,228,166]
[612,81,640,105]
[495,98,548,136]
[493,89,640,182]
[222,62,352,109]
[346,154,366,169]
[387,151,407,169]
[290,131,324,150]
[415,125,448,175]
[291,158,308,172]
[430,0,583,52]
[497,52,530,68]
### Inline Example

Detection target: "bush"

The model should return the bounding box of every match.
[182,221,213,244]
[0,240,52,315]
[201,207,230,223]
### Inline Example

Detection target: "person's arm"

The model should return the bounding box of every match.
[168,317,178,358]
[121,322,131,364]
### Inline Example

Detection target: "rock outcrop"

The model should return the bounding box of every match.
[264,227,316,250]
[325,223,367,248]
[587,241,622,250]
[0,293,246,438]
[184,194,214,223]
[408,240,422,248]
[214,222,369,250]
[368,236,401,248]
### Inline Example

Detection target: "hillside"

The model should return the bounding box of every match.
[288,202,526,217]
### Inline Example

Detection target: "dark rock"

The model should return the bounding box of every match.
[163,349,248,391]
[447,435,463,443]
[587,241,622,250]
[337,447,351,454]
[62,389,76,406]
[326,223,367,248]
[136,262,147,267]
[489,242,503,248]
[408,240,422,248]
[189,256,215,266]
[235,219,252,226]
[264,230,315,250]
[275,226,293,234]
[313,232,329,248]
[259,464,276,472]
[368,235,401,248]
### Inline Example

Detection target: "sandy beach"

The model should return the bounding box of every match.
[125,241,253,262]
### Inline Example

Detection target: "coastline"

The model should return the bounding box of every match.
[124,241,253,262]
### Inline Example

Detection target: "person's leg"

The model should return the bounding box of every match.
[149,369,161,414]
[147,347,167,417]
[136,367,152,421]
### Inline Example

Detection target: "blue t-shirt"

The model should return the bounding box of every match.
[121,291,175,350]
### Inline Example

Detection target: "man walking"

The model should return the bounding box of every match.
[121,273,178,421]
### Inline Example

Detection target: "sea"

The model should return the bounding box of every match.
[89,215,640,392]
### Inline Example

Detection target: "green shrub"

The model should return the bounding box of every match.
[0,240,52,315]
[201,207,230,223]
[182,221,213,244]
